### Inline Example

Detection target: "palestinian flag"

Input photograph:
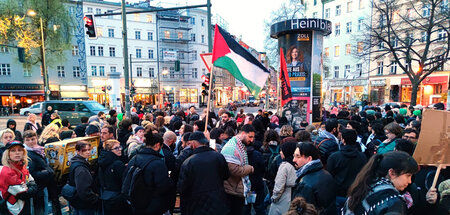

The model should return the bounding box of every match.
[212,25,270,96]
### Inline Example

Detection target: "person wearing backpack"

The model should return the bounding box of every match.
[98,140,131,215]
[122,131,173,215]
[311,118,340,166]
[67,141,99,215]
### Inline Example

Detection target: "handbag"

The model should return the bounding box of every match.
[61,184,77,201]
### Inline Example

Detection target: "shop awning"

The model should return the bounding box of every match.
[60,91,89,99]
[401,76,448,85]
[0,90,44,96]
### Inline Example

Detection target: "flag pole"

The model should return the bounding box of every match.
[204,67,214,132]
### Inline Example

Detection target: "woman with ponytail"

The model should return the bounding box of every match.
[343,151,418,215]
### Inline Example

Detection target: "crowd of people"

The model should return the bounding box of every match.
[0,102,449,215]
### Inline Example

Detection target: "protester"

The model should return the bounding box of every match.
[244,131,266,215]
[60,130,76,140]
[217,111,238,132]
[0,141,38,215]
[280,125,294,140]
[0,128,15,157]
[67,141,99,214]
[377,122,403,154]
[311,118,340,165]
[176,132,193,167]
[186,106,199,124]
[221,124,256,215]
[24,113,42,135]
[74,116,89,138]
[292,142,336,214]
[6,119,22,142]
[344,151,418,214]
[286,197,318,215]
[50,113,62,128]
[61,119,71,131]
[117,118,133,150]
[38,124,61,146]
[402,128,419,145]
[98,139,130,215]
[177,131,230,215]
[126,126,145,158]
[42,105,54,126]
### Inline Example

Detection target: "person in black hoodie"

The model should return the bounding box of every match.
[74,116,89,137]
[7,119,22,142]
[98,139,131,215]
[117,118,133,154]
[41,105,53,126]
[326,129,367,212]
[126,131,173,215]
[244,136,266,215]
[68,141,99,214]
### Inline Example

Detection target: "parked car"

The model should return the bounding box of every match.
[42,100,108,126]
[248,96,256,107]
[20,102,43,116]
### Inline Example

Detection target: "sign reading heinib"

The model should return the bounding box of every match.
[270,19,332,38]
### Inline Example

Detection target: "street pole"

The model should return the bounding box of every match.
[129,54,134,108]
[39,18,50,101]
[122,0,131,117]
[156,15,162,109]
[207,0,212,53]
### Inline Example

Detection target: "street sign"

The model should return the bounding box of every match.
[200,53,213,72]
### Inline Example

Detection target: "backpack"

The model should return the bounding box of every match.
[121,155,159,209]
[267,145,280,170]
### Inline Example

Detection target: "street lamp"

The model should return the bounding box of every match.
[27,9,50,101]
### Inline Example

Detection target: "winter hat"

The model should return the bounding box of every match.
[134,126,145,134]
[366,110,375,116]
[399,108,407,115]
[413,110,422,117]
[85,124,100,135]
[438,179,450,199]
[281,141,297,166]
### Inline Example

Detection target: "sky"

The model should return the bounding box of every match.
[134,0,285,51]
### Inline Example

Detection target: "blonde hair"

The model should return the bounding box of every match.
[280,125,294,137]
[0,129,15,145]
[1,145,29,172]
[39,123,60,144]
[103,139,120,151]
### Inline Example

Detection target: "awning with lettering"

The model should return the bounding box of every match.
[60,91,89,99]
[0,90,44,96]
[401,76,448,85]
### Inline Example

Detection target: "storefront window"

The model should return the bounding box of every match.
[180,89,198,103]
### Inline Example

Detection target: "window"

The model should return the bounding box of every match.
[422,4,431,17]
[334,66,340,78]
[357,42,363,53]
[379,15,386,28]
[191,33,196,42]
[346,22,352,33]
[109,47,116,57]
[391,37,398,47]
[390,61,397,74]
[108,29,114,38]
[313,12,318,18]
[96,8,101,14]
[201,19,205,26]
[136,67,142,77]
[107,10,114,19]
[0,46,9,53]
[148,50,154,59]
[335,23,340,36]
[99,66,105,76]
[314,0,317,5]
[87,7,93,13]
[356,63,362,76]
[345,65,350,77]
[110,66,116,73]
[201,35,205,43]
[435,84,443,94]
[136,49,142,58]
[73,66,80,77]
[358,19,364,31]
[170,67,175,78]
[192,50,197,60]
[421,31,428,42]
[91,66,97,76]
[359,0,364,9]
[134,14,140,21]
[98,46,104,56]
[325,8,330,18]
[335,45,340,57]
[135,31,141,40]
[346,44,351,55]
[72,45,79,56]
[149,68,155,77]
[0,64,10,76]
[146,15,153,23]
[57,66,65,77]
[96,27,103,37]
[178,32,183,39]
[148,32,153,40]
[378,40,384,50]
[441,0,449,12]
[69,6,75,15]
[23,69,31,77]
[336,5,341,16]
[347,1,352,12]
[164,31,170,39]
[190,17,196,24]
[324,47,330,57]
[438,29,447,41]
[377,62,383,75]
[90,46,96,56]
[192,68,197,78]
[406,33,414,46]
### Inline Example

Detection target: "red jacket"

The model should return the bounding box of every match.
[0,162,31,214]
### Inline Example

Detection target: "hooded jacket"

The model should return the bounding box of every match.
[68,154,98,209]
[312,130,339,165]
[7,119,22,142]
[326,145,368,197]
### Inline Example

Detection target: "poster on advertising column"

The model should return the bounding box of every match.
[279,31,312,128]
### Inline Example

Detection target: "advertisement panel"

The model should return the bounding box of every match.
[163,50,177,61]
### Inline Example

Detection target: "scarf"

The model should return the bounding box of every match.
[318,129,339,145]
[296,159,321,178]
[24,144,45,157]
[221,136,251,203]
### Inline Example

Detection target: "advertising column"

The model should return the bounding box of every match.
[271,19,331,128]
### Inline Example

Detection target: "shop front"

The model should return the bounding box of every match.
[328,79,368,105]
[369,79,387,105]
[60,85,89,100]
[0,84,45,113]
[400,75,449,106]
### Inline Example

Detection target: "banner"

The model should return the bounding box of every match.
[280,48,292,107]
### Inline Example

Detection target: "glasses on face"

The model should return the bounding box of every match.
[112,146,122,151]
[403,135,416,140]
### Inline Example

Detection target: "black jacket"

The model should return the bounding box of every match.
[247,145,265,191]
[7,119,22,142]
[68,154,99,209]
[128,147,173,215]
[218,120,237,132]
[177,146,230,215]
[176,146,193,169]
[23,122,42,135]
[293,161,336,215]
[41,110,53,126]
[326,145,367,197]
[312,135,339,165]
[117,128,132,149]
[74,123,88,137]
[98,150,126,193]
[27,149,55,189]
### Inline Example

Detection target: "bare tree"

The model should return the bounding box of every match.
[358,0,449,106]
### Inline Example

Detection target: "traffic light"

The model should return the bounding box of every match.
[175,60,180,71]
[83,14,97,39]
[18,47,25,63]
[130,86,136,97]
[201,74,210,96]
[101,86,106,92]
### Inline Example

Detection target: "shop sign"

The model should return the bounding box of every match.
[0,84,44,91]
[370,79,386,86]
[401,76,448,85]
[163,50,177,61]
[330,79,368,87]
